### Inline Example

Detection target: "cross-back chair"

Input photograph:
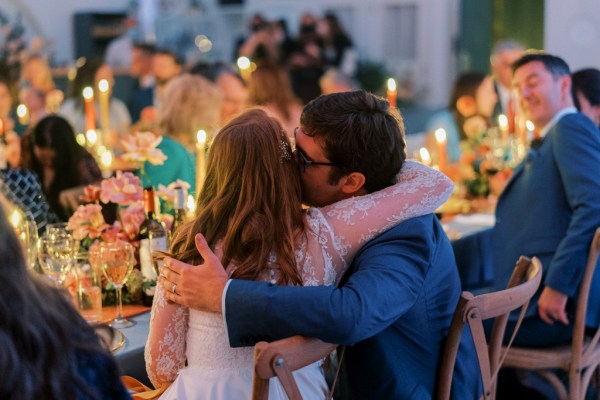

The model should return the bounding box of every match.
[502,228,600,400]
[252,335,337,400]
[436,255,543,400]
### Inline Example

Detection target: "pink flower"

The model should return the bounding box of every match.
[80,185,102,203]
[121,131,167,165]
[119,202,146,241]
[157,180,191,203]
[67,204,110,240]
[100,171,143,205]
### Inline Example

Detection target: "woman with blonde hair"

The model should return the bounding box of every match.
[141,73,222,193]
[146,101,454,399]
[248,63,303,140]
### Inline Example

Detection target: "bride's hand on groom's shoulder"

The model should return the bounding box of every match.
[159,234,227,313]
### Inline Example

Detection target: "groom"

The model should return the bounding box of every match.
[160,91,480,399]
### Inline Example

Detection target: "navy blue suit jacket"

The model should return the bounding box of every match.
[492,112,600,327]
[225,215,481,399]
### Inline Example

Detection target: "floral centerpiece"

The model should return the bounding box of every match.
[67,132,190,305]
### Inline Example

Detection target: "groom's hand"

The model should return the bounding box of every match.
[160,233,228,313]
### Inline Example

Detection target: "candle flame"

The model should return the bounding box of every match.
[76,133,86,146]
[237,57,251,70]
[10,209,21,228]
[16,104,28,118]
[525,120,535,131]
[86,129,97,145]
[100,150,113,168]
[83,87,94,100]
[387,78,397,92]
[434,128,447,143]
[419,147,431,164]
[187,194,196,214]
[197,130,207,144]
[498,114,508,129]
[98,79,110,93]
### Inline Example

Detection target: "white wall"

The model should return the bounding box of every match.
[544,0,600,70]
[4,0,128,65]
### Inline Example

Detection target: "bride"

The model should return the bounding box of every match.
[145,103,454,399]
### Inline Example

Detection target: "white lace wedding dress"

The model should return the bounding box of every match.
[145,161,453,399]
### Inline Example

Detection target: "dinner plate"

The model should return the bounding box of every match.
[94,324,126,353]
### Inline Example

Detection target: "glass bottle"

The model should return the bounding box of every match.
[138,187,167,306]
[171,186,186,234]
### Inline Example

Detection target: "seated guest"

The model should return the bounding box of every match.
[572,68,600,128]
[128,42,157,122]
[140,73,222,194]
[19,55,63,113]
[0,204,130,400]
[189,61,249,126]
[22,115,102,221]
[247,63,303,140]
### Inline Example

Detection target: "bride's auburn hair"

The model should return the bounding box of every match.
[170,108,305,285]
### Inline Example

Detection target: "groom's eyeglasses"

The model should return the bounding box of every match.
[294,127,339,173]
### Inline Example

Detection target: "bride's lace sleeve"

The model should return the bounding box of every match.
[145,282,189,389]
[318,160,453,274]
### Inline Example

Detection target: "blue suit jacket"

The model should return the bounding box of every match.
[492,113,600,327]
[225,215,481,399]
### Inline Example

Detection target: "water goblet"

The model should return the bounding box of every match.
[37,234,78,285]
[100,241,135,328]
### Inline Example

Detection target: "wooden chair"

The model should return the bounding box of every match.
[436,256,542,400]
[501,228,600,400]
[252,335,337,400]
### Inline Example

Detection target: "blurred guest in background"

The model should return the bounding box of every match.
[571,68,600,128]
[128,42,157,122]
[190,61,249,126]
[0,73,26,137]
[152,49,182,110]
[19,55,63,113]
[318,12,356,77]
[235,14,280,67]
[23,115,101,221]
[319,67,360,95]
[248,63,302,140]
[490,39,524,126]
[0,205,130,400]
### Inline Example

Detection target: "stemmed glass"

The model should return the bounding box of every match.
[37,233,79,285]
[14,219,38,270]
[100,241,135,328]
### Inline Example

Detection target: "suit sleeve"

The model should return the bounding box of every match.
[224,219,433,347]
[546,115,600,295]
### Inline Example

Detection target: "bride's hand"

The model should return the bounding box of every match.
[160,234,227,313]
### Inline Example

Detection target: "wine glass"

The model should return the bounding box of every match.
[14,219,38,270]
[37,234,78,285]
[45,222,71,240]
[100,241,135,328]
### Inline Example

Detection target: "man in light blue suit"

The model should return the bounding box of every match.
[161,91,481,399]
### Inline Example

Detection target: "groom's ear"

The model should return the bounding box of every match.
[340,172,367,195]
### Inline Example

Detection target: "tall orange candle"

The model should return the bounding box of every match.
[387,78,397,108]
[82,87,96,132]
[98,79,110,131]
[435,128,447,172]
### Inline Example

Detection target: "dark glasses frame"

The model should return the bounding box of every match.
[293,127,339,172]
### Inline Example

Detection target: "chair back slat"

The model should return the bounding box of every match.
[435,256,542,400]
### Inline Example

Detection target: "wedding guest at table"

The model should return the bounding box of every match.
[128,42,157,122]
[0,205,130,400]
[156,92,481,399]
[572,67,600,128]
[248,63,303,140]
[490,39,524,126]
[424,71,498,164]
[140,73,222,194]
[19,55,63,113]
[0,73,26,137]
[22,115,102,221]
[457,51,600,351]
[59,60,132,146]
[152,49,183,110]
[189,61,249,126]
